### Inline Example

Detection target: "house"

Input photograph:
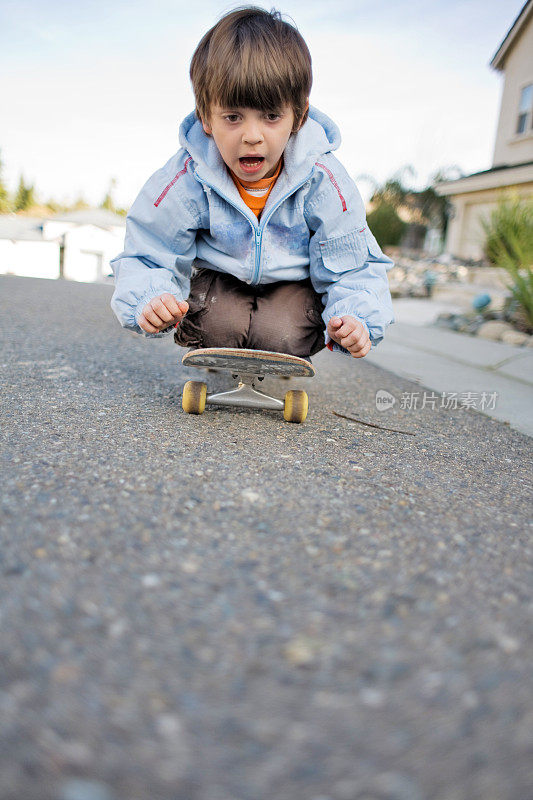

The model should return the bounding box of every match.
[0,209,125,282]
[435,0,533,261]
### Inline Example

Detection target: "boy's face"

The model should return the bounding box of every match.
[202,102,307,181]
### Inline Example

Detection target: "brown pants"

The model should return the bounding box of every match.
[174,268,326,359]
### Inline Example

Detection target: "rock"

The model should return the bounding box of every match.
[241,489,265,504]
[51,662,81,683]
[476,320,514,341]
[141,573,161,587]
[57,740,93,767]
[508,303,532,330]
[58,779,114,800]
[4,562,27,576]
[434,313,462,331]
[501,330,529,346]
[359,687,385,707]
[457,319,473,333]
[284,635,322,667]
[350,772,424,800]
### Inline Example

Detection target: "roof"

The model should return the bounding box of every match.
[438,160,533,184]
[434,160,533,196]
[0,209,125,241]
[490,0,533,71]
[0,216,49,241]
[52,209,126,228]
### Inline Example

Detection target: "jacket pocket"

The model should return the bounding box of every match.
[318,229,368,273]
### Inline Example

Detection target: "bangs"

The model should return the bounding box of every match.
[210,51,294,114]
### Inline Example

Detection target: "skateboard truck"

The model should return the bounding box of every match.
[205,373,284,411]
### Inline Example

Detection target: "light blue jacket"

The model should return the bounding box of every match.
[110,105,395,351]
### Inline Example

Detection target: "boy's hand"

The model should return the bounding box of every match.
[138,294,189,334]
[327,315,371,358]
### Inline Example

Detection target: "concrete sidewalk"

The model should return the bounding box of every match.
[367,300,533,438]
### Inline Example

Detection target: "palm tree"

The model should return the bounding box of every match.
[358,164,464,247]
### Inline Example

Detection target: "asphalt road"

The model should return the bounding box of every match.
[1,275,532,800]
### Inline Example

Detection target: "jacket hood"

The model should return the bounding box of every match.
[178,105,341,192]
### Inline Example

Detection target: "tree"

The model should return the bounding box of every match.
[367,202,406,246]
[100,178,117,213]
[366,165,416,211]
[359,164,464,249]
[13,175,35,212]
[44,198,64,214]
[0,149,11,213]
[73,194,90,211]
[428,166,464,240]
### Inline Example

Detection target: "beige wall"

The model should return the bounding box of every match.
[493,17,533,166]
[446,183,533,261]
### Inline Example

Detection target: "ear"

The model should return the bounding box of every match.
[201,118,212,136]
[293,99,310,133]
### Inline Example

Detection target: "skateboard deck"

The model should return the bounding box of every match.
[181,348,314,423]
[182,347,315,377]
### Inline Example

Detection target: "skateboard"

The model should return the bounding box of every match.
[181,347,315,423]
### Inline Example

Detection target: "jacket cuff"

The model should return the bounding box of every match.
[325,340,350,355]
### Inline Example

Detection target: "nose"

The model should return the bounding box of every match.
[242,121,264,145]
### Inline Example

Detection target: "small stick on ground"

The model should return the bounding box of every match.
[332,410,416,436]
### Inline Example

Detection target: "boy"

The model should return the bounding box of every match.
[110,6,394,360]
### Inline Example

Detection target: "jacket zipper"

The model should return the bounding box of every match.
[196,169,314,285]
[254,228,262,283]
[251,170,314,284]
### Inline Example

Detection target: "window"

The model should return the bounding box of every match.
[516,83,533,134]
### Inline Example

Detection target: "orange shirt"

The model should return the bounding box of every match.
[229,158,283,220]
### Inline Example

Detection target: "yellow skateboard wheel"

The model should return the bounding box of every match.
[283,389,308,423]
[182,381,207,414]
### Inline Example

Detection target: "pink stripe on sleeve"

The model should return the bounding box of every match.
[315,161,347,212]
[154,157,193,207]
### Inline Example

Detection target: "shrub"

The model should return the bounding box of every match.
[481,196,533,329]
[367,201,406,247]
[482,195,532,265]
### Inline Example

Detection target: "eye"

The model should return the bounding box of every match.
[266,113,281,121]
[224,114,240,123]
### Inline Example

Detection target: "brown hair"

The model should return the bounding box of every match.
[190,6,312,134]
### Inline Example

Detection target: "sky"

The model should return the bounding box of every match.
[0,0,526,208]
